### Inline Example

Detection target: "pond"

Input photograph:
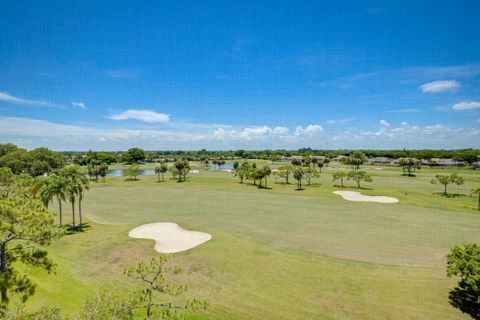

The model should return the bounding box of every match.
[203,163,235,171]
[106,169,156,177]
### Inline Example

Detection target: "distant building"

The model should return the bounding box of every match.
[369,157,393,164]
[429,158,465,167]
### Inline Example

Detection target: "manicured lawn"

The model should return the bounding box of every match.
[26,165,480,319]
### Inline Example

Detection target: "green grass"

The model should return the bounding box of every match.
[25,164,480,319]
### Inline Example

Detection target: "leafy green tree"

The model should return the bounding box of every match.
[304,167,319,185]
[124,256,207,319]
[342,152,366,171]
[471,188,480,211]
[431,173,464,196]
[124,164,140,181]
[0,176,60,306]
[316,160,324,172]
[399,158,421,176]
[446,243,480,319]
[276,165,293,184]
[123,148,146,164]
[234,162,250,184]
[171,160,190,182]
[332,171,347,188]
[96,153,117,165]
[155,163,168,182]
[0,149,32,174]
[293,168,304,190]
[233,161,239,170]
[291,158,302,167]
[347,171,372,188]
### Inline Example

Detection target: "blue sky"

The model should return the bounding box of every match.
[0,0,479,150]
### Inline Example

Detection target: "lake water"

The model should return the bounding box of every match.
[204,163,235,170]
[106,169,156,177]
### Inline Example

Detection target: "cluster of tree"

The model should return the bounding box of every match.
[71,150,118,166]
[234,162,273,188]
[341,151,366,171]
[36,165,90,229]
[87,161,109,182]
[399,158,421,176]
[0,144,66,176]
[332,171,373,189]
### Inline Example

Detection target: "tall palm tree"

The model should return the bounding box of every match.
[62,165,89,229]
[40,175,67,227]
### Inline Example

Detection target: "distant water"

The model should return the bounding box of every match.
[203,163,234,171]
[106,169,156,177]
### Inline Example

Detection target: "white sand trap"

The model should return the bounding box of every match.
[333,190,399,203]
[189,169,199,173]
[221,169,232,172]
[129,222,211,253]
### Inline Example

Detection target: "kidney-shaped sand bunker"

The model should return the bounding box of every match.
[333,190,399,203]
[129,222,212,253]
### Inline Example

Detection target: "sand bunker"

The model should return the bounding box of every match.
[129,222,211,253]
[221,169,232,172]
[333,190,399,203]
[189,169,199,173]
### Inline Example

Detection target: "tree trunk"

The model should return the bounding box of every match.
[357,180,361,188]
[146,287,152,318]
[265,176,268,188]
[58,197,63,227]
[477,195,480,210]
[0,242,7,304]
[341,178,344,188]
[78,195,83,229]
[444,184,448,195]
[157,173,160,182]
[71,201,76,228]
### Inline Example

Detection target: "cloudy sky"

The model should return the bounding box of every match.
[0,1,479,150]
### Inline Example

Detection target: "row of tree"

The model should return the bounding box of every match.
[62,147,480,165]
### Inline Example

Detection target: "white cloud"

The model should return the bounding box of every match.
[109,109,170,123]
[379,120,390,128]
[0,116,478,150]
[272,126,289,135]
[452,101,480,111]
[326,118,354,125]
[0,92,54,106]
[420,80,461,93]
[71,102,86,109]
[294,125,324,137]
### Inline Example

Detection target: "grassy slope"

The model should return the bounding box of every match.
[26,164,480,319]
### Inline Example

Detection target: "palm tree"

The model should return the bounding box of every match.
[98,163,109,182]
[62,165,88,229]
[471,188,480,210]
[261,166,272,189]
[40,175,67,227]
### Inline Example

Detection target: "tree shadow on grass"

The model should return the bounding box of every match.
[64,223,91,235]
[433,193,466,198]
